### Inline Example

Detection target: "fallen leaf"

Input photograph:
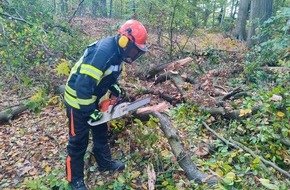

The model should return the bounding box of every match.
[45,165,51,173]
[258,178,279,190]
[239,108,252,117]
[276,111,285,118]
[223,172,235,185]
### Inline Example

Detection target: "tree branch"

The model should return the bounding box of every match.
[202,122,290,179]
[68,0,85,23]
[0,12,33,26]
[133,110,219,185]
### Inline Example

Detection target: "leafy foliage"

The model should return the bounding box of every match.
[0,0,89,111]
[24,89,47,113]
[246,7,290,66]
[137,0,199,59]
[55,59,71,77]
[24,168,69,190]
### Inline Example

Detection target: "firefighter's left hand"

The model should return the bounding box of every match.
[109,84,126,99]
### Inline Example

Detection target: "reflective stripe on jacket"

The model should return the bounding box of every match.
[64,36,123,116]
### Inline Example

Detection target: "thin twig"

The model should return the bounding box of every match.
[0,12,33,26]
[202,122,290,179]
[229,138,290,179]
[44,131,61,150]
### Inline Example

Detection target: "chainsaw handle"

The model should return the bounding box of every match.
[88,102,130,126]
[88,109,112,126]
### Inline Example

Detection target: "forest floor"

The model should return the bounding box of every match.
[0,17,250,189]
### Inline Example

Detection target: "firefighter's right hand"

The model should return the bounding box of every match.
[90,109,103,122]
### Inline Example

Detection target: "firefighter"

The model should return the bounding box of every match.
[64,20,148,190]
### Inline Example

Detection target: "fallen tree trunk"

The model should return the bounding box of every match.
[0,105,28,122]
[134,109,219,185]
[201,105,261,120]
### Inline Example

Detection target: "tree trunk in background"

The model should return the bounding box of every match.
[203,8,210,27]
[79,2,84,17]
[61,0,68,13]
[190,0,198,27]
[52,0,56,13]
[212,0,217,27]
[120,0,123,17]
[91,0,106,17]
[232,0,239,20]
[109,0,113,17]
[247,0,273,48]
[92,0,99,17]
[218,0,227,27]
[100,0,107,17]
[132,0,136,14]
[230,0,235,19]
[232,0,250,40]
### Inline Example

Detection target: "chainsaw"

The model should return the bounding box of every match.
[88,97,151,126]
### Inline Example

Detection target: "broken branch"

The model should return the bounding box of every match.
[202,122,290,179]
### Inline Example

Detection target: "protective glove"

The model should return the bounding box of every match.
[90,109,103,122]
[109,84,126,99]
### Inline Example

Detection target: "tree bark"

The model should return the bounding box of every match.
[100,0,107,17]
[232,0,250,40]
[109,0,113,17]
[0,105,28,122]
[146,57,193,79]
[135,111,219,185]
[247,0,273,47]
[60,0,68,13]
[91,0,98,16]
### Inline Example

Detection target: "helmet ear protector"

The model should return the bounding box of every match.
[118,35,129,48]
[118,28,134,48]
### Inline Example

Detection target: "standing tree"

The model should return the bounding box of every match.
[202,0,212,27]
[247,0,273,47]
[229,0,239,20]
[61,0,68,13]
[231,0,250,40]
[91,0,107,17]
[100,0,107,17]
[91,0,98,16]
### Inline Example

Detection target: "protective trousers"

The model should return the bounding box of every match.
[65,107,108,183]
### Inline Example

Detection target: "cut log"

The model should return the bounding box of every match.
[154,72,186,98]
[147,57,193,79]
[0,105,28,122]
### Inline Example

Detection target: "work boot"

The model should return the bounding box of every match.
[70,179,87,190]
[94,143,125,172]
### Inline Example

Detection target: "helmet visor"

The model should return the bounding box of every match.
[122,41,146,63]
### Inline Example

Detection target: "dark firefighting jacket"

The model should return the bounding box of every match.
[64,36,123,117]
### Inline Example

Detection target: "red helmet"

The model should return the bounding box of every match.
[119,20,148,52]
